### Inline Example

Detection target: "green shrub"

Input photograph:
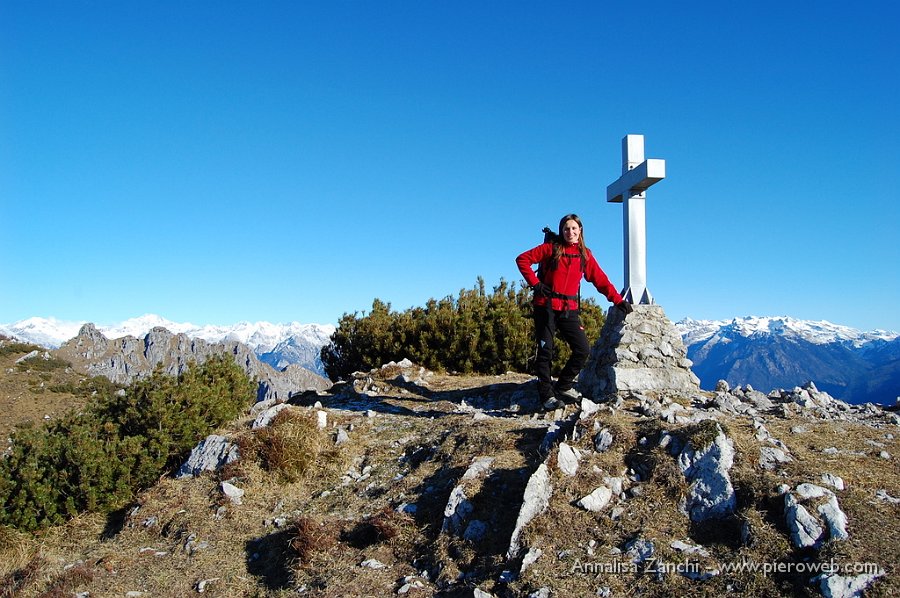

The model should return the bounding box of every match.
[0,342,42,357]
[320,277,606,381]
[14,354,70,373]
[0,355,256,532]
[49,375,123,397]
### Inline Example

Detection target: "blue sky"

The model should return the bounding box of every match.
[2,1,898,331]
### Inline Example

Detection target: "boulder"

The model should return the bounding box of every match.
[176,435,239,478]
[675,423,736,521]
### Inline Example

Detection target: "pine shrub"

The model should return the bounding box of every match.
[320,277,606,381]
[0,355,256,532]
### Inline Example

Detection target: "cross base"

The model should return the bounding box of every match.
[621,286,654,305]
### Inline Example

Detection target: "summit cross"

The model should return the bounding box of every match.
[606,134,666,305]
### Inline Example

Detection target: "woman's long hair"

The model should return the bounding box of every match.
[549,213,588,272]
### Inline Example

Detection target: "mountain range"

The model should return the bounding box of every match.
[0,314,335,377]
[676,316,900,405]
[2,314,898,405]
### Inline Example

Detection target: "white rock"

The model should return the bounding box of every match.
[252,403,290,429]
[557,442,581,477]
[360,559,387,569]
[594,429,614,452]
[316,410,328,429]
[759,446,792,470]
[670,539,710,557]
[677,424,736,521]
[195,578,219,593]
[520,547,542,572]
[460,456,494,481]
[817,494,849,541]
[876,489,900,504]
[176,435,239,478]
[220,481,244,505]
[815,570,884,598]
[442,486,473,534]
[821,473,845,491]
[580,397,601,418]
[577,486,613,512]
[507,464,552,559]
[785,498,823,548]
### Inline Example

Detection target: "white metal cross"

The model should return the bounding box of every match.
[606,134,666,305]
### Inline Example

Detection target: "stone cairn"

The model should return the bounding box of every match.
[578,304,700,399]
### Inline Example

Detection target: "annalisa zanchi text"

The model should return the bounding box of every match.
[571,558,882,577]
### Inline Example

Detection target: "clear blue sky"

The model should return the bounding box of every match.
[2,1,898,331]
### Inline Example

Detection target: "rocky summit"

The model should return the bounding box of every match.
[4,352,898,596]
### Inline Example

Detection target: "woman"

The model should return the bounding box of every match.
[516,213,633,409]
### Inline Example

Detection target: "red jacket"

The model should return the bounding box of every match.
[516,242,624,311]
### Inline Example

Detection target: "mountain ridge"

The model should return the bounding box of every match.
[4,313,899,404]
[676,316,900,405]
[0,314,335,377]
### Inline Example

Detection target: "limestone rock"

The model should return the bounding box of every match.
[675,423,736,521]
[252,403,291,429]
[442,486,473,535]
[594,428,614,452]
[442,457,495,538]
[221,481,244,505]
[176,435,239,478]
[784,483,849,548]
[577,485,613,512]
[507,463,552,559]
[557,442,581,477]
[814,570,884,598]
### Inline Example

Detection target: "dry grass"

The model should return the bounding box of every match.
[0,344,89,440]
[243,408,348,483]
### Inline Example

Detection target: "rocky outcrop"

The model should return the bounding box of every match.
[579,305,700,398]
[670,422,737,522]
[56,324,330,402]
[176,435,239,478]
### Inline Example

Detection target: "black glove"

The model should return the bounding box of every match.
[615,301,634,315]
[532,282,552,297]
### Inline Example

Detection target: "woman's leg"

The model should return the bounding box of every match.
[532,307,556,400]
[555,311,591,392]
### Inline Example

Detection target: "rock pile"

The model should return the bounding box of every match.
[579,305,700,398]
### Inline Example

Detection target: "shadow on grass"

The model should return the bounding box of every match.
[245,529,295,591]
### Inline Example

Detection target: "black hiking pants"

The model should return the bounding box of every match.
[533,307,591,400]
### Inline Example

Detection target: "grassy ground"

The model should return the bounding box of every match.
[1,348,897,597]
[0,338,92,442]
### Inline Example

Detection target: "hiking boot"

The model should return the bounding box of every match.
[555,387,583,404]
[542,397,563,411]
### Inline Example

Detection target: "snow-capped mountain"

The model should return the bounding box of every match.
[676,316,900,405]
[676,316,898,348]
[0,315,335,377]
